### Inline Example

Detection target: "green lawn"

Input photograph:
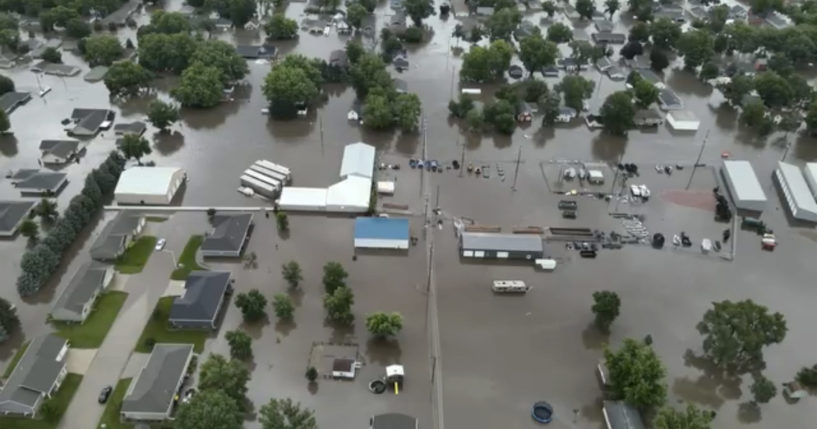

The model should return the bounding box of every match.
[170,235,206,280]
[52,291,128,348]
[97,378,133,429]
[115,236,158,274]
[2,341,29,379]
[145,216,168,223]
[0,373,82,429]
[134,297,206,353]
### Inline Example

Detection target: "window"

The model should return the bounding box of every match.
[474,251,485,258]
[463,250,474,257]
[496,252,509,258]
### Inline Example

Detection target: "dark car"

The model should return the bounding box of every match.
[98,386,113,404]
[558,200,578,210]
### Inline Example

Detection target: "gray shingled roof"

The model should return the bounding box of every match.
[603,401,644,429]
[0,91,31,113]
[90,213,143,260]
[70,108,113,135]
[0,200,36,234]
[169,271,230,323]
[201,214,253,253]
[11,170,67,193]
[0,335,67,414]
[121,344,193,415]
[371,413,418,429]
[460,232,544,253]
[52,263,110,319]
[40,139,80,159]
[113,121,146,135]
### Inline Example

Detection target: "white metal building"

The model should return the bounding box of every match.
[278,187,328,211]
[775,161,817,222]
[340,142,375,179]
[114,167,186,205]
[721,160,766,212]
[804,162,817,198]
[326,176,371,212]
[666,110,700,131]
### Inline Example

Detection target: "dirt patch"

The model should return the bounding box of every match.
[661,189,716,211]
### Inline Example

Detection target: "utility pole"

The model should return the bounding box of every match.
[511,146,522,191]
[686,129,710,190]
[458,137,465,178]
[319,115,324,155]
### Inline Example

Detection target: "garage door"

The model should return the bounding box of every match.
[463,250,474,257]
[474,251,485,258]
[496,252,509,258]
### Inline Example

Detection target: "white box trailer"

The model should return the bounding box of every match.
[256,160,291,182]
[243,169,281,190]
[250,164,288,184]
[240,175,277,198]
[491,280,529,293]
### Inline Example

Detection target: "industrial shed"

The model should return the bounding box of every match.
[354,217,410,249]
[804,162,817,197]
[326,176,372,213]
[722,160,767,212]
[114,167,186,205]
[460,232,544,260]
[775,161,817,222]
[278,187,328,211]
[340,142,376,179]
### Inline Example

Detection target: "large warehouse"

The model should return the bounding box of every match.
[340,142,376,179]
[354,217,410,249]
[460,232,545,260]
[775,161,817,222]
[721,160,767,212]
[804,162,817,197]
[115,167,186,205]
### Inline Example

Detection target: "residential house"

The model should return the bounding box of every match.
[168,271,232,330]
[632,68,662,85]
[514,21,539,41]
[235,44,277,60]
[200,213,254,258]
[329,49,348,68]
[658,88,683,110]
[476,6,495,15]
[31,61,81,77]
[0,335,69,417]
[244,19,261,30]
[688,6,708,21]
[655,5,685,22]
[591,32,626,44]
[100,0,140,27]
[602,400,644,429]
[214,18,232,31]
[113,121,146,136]
[389,11,407,30]
[563,3,580,19]
[556,107,577,123]
[68,108,115,136]
[29,40,62,59]
[51,264,115,323]
[0,200,37,238]
[0,50,18,69]
[0,91,31,114]
[393,78,408,94]
[633,108,664,127]
[765,11,792,29]
[729,5,747,20]
[83,66,109,83]
[10,170,68,196]
[89,212,145,261]
[594,19,614,32]
[558,58,588,72]
[39,139,81,164]
[541,65,559,77]
[121,344,194,422]
[606,65,625,80]
[596,56,613,72]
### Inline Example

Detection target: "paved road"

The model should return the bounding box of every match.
[58,252,174,429]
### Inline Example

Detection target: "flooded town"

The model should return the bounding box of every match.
[0,0,817,428]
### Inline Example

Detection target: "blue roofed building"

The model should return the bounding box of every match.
[354,217,410,249]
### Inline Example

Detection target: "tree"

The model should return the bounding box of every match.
[449,95,475,118]
[198,354,250,407]
[796,364,817,388]
[541,1,556,17]
[324,286,354,324]
[117,135,152,164]
[281,261,302,288]
[601,91,635,135]
[394,93,422,132]
[349,53,392,98]
[653,404,713,429]
[346,41,365,65]
[40,399,58,422]
[0,297,19,342]
[605,0,620,18]
[138,33,197,73]
[322,262,348,293]
[620,41,644,60]
[0,74,13,96]
[190,40,249,85]
[696,299,787,373]
[20,219,38,242]
[40,6,78,32]
[148,101,180,132]
[366,312,403,337]
[632,78,658,108]
[519,34,558,76]
[305,367,318,382]
[629,22,649,43]
[0,109,8,134]
[235,289,268,322]
[557,75,594,111]
[708,5,729,32]
[36,198,58,223]
[104,61,154,98]
[272,293,294,320]
[546,23,572,43]
[720,74,754,107]
[265,14,298,39]
[677,30,714,70]
[263,60,321,118]
[228,0,257,27]
[650,50,669,71]
[699,62,719,81]
[465,107,484,131]
[591,291,621,332]
[404,0,434,26]
[751,374,777,403]
[144,10,192,35]
[174,389,243,429]
[750,0,782,15]
[540,91,561,126]
[273,210,288,231]
[259,398,317,429]
[742,101,773,134]
[483,99,516,134]
[806,100,817,135]
[576,0,596,19]
[347,3,367,30]
[65,17,91,39]
[362,90,393,129]
[83,35,123,66]
[41,47,62,63]
[358,0,377,12]
[569,40,603,69]
[754,71,793,108]
[486,7,521,41]
[17,244,59,296]
[171,62,224,108]
[650,18,682,50]
[604,338,667,410]
[225,330,253,360]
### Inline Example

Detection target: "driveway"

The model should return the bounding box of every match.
[58,251,174,429]
[65,349,97,374]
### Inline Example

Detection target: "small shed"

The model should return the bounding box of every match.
[354,217,410,249]
[722,160,767,212]
[666,110,699,131]
[377,181,395,195]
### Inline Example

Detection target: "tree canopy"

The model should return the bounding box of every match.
[197,354,250,409]
[751,374,777,403]
[235,289,268,322]
[322,262,348,294]
[604,338,667,410]
[601,91,636,135]
[653,404,713,429]
[576,0,595,20]
[104,61,154,98]
[147,101,180,132]
[366,312,404,337]
[754,71,793,108]
[139,32,198,73]
[460,40,513,82]
[519,34,558,76]
[225,330,253,360]
[83,35,123,66]
[272,293,295,320]
[171,62,224,108]
[174,389,243,429]
[650,18,682,50]
[259,398,317,429]
[557,75,594,111]
[546,22,573,43]
[190,40,249,85]
[263,61,320,118]
[265,14,298,40]
[117,135,152,164]
[403,0,434,26]
[677,30,714,70]
[486,7,520,41]
[324,286,354,324]
[591,291,621,332]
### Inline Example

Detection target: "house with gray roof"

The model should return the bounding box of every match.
[40,139,81,164]
[169,271,232,330]
[592,32,626,44]
[594,19,614,32]
[51,264,115,323]
[602,400,644,429]
[68,108,115,137]
[235,44,277,59]
[100,0,140,27]
[83,66,109,83]
[201,214,254,258]
[329,49,348,68]
[0,335,69,417]
[658,88,683,111]
[113,121,146,136]
[10,170,68,196]
[0,200,37,237]
[121,344,194,422]
[90,213,145,261]
[0,91,31,114]
[460,232,545,260]
[31,61,81,77]
[634,108,664,127]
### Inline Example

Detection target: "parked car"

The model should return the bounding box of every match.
[155,238,167,251]
[98,386,113,404]
[558,200,578,210]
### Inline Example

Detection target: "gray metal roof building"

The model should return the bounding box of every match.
[0,200,36,237]
[775,161,817,222]
[121,344,194,422]
[51,263,114,322]
[201,214,253,258]
[602,400,644,429]
[0,334,68,417]
[40,139,80,164]
[722,160,767,212]
[460,232,545,260]
[169,271,231,330]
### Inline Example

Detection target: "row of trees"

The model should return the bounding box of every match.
[17,152,126,296]
[0,297,19,342]
[19,198,59,244]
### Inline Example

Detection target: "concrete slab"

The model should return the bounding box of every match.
[163,280,186,297]
[122,352,150,378]
[65,348,97,374]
